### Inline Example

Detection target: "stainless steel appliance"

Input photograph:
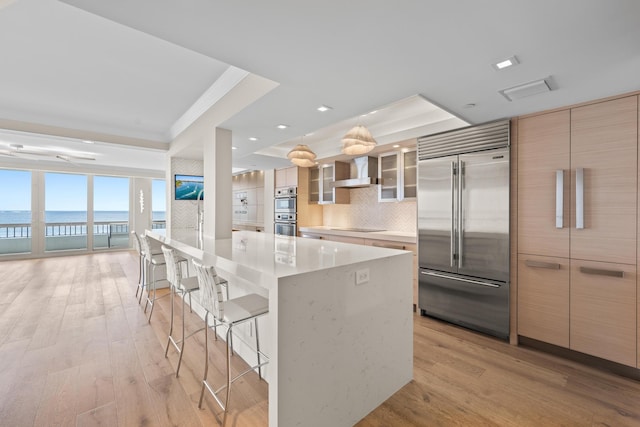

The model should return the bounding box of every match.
[275,186,297,236]
[274,194,297,213]
[417,120,510,339]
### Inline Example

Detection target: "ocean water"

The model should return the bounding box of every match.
[0,210,166,224]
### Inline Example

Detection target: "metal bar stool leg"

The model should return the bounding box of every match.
[255,317,262,379]
[198,312,210,409]
[176,288,188,376]
[223,325,233,427]
[164,284,176,357]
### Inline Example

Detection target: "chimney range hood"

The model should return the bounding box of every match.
[332,156,379,188]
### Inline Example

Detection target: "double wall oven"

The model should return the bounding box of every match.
[274,186,297,236]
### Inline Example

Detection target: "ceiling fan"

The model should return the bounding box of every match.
[0,143,96,161]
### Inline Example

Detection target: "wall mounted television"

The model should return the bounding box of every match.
[174,174,204,200]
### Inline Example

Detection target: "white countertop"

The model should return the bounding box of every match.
[298,226,417,244]
[147,228,409,286]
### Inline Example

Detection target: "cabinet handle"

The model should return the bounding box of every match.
[525,260,561,269]
[579,266,624,278]
[372,242,406,250]
[556,170,563,228]
[576,168,584,229]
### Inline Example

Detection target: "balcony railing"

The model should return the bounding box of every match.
[0,220,166,254]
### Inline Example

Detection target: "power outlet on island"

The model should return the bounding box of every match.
[355,268,370,285]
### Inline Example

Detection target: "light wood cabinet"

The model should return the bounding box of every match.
[275,166,298,189]
[517,110,570,258]
[570,96,638,265]
[517,95,639,367]
[517,255,569,348]
[570,260,636,367]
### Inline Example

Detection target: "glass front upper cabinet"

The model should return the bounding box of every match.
[378,149,416,202]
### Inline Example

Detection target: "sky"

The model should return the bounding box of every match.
[0,169,166,212]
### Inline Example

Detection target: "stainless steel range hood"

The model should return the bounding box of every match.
[332,156,379,188]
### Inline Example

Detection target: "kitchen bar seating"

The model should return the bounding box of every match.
[192,259,269,427]
[161,245,201,377]
[131,231,145,299]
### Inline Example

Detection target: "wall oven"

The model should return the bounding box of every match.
[275,195,297,213]
[274,220,297,237]
[274,186,297,236]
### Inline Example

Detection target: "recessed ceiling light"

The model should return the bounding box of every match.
[249,137,258,141]
[82,140,94,144]
[393,144,400,148]
[232,146,238,150]
[368,110,378,115]
[317,105,332,112]
[493,55,519,70]
[277,124,289,129]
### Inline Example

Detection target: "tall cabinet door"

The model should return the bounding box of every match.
[517,110,571,258]
[570,96,638,264]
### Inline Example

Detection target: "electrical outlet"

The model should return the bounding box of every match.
[356,268,370,285]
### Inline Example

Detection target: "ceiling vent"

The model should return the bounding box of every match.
[499,78,552,101]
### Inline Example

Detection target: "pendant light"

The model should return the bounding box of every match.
[287,138,316,167]
[341,124,377,155]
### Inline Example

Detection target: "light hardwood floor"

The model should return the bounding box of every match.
[0,251,639,426]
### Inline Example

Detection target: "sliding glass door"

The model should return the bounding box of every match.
[0,169,32,255]
[44,172,88,251]
[93,176,129,249]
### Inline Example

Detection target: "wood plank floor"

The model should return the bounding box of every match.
[0,251,639,426]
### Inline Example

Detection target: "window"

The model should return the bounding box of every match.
[0,169,32,254]
[94,176,129,249]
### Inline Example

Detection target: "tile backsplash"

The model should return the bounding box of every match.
[322,186,416,233]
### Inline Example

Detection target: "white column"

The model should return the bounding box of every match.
[203,127,232,239]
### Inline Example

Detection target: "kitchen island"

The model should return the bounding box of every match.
[146,229,413,427]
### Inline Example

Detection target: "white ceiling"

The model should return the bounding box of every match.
[1,0,640,174]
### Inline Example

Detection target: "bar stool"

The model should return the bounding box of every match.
[131,231,147,300]
[161,245,201,377]
[192,259,269,426]
[139,234,168,322]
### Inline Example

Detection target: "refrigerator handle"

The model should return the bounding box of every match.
[576,168,584,229]
[450,161,456,267]
[457,160,464,268]
[556,170,563,228]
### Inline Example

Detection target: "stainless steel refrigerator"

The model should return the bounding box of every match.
[417,120,510,339]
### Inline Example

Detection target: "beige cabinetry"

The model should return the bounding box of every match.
[517,96,639,367]
[378,149,417,202]
[570,97,638,264]
[275,166,298,189]
[308,163,349,204]
[570,260,636,366]
[517,255,570,347]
